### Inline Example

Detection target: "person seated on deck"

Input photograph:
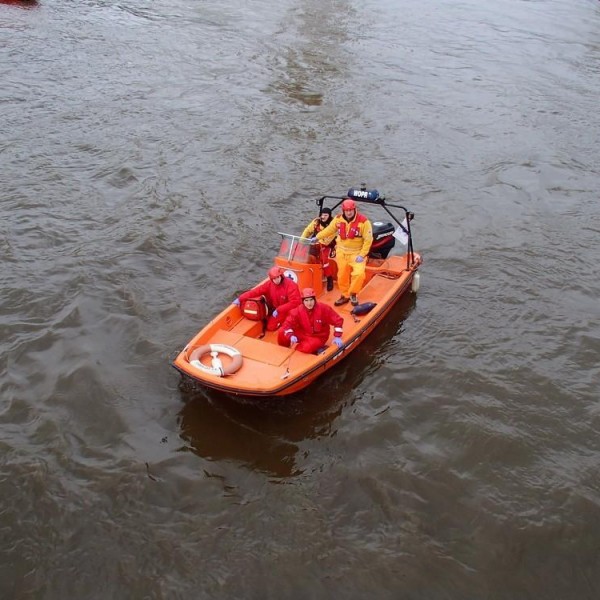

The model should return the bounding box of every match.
[301,207,337,291]
[277,287,344,354]
[311,198,373,307]
[233,266,301,331]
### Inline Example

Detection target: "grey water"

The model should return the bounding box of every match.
[1,0,599,598]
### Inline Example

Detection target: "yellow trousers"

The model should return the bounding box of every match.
[336,251,367,296]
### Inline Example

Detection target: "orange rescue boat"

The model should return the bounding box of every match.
[172,186,422,397]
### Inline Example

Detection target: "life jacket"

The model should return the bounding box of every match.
[337,213,367,240]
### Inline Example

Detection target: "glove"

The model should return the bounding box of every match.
[233,298,241,306]
[290,335,298,344]
[309,236,317,244]
[355,256,364,263]
[272,309,278,318]
[332,337,344,349]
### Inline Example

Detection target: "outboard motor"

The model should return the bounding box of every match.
[369,221,396,258]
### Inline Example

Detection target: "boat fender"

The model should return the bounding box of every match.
[411,272,421,293]
[351,302,377,316]
[189,344,243,377]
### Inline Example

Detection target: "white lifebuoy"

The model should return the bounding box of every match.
[189,344,243,377]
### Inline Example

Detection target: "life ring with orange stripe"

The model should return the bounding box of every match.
[189,344,243,377]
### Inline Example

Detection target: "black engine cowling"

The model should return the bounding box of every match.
[369,221,395,259]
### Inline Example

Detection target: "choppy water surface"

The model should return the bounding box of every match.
[2,0,600,598]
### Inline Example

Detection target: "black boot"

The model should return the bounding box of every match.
[326,276,334,291]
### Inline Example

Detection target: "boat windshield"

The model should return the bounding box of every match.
[276,233,319,264]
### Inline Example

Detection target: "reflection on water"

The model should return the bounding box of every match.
[177,292,417,477]
[178,393,305,478]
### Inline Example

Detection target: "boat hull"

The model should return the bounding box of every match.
[172,252,422,397]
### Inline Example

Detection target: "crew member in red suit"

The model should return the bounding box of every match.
[301,207,336,291]
[277,288,344,354]
[233,266,301,331]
